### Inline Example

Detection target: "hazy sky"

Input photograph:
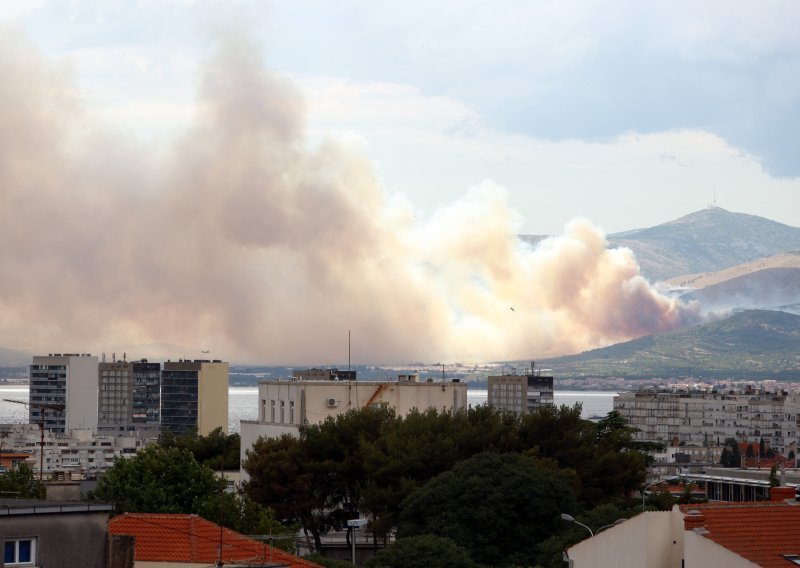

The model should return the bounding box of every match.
[0,2,795,363]
[2,0,798,235]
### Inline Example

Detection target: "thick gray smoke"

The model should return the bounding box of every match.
[0,30,702,364]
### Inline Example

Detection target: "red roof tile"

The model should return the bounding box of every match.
[680,500,800,568]
[109,513,321,568]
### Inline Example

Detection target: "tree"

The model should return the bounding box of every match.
[760,437,766,459]
[160,427,241,470]
[397,452,576,567]
[720,438,741,468]
[244,406,398,553]
[365,535,479,568]
[769,464,780,487]
[746,444,755,458]
[0,463,40,498]
[87,445,224,515]
[516,408,649,506]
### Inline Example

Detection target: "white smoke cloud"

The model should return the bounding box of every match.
[0,29,702,364]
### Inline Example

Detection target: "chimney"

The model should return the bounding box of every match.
[770,486,796,502]
[683,510,705,531]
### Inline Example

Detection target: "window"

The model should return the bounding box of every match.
[270,400,275,422]
[280,400,285,423]
[4,538,35,565]
[290,401,295,423]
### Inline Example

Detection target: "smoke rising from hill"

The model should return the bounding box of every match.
[0,31,701,363]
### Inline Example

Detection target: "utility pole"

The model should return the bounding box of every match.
[3,398,65,498]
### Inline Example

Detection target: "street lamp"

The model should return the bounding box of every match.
[347,518,368,565]
[596,519,626,533]
[560,513,594,537]
[641,476,681,509]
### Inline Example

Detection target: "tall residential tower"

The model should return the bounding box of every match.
[161,360,229,435]
[29,354,99,433]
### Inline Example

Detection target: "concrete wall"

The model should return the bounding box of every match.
[0,510,109,568]
[197,362,229,435]
[683,531,758,568]
[567,511,676,568]
[66,354,100,430]
[254,379,467,429]
[240,379,468,481]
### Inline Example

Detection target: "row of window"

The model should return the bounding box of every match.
[263,399,295,423]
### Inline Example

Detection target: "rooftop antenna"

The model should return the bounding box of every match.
[348,329,351,371]
[442,363,445,382]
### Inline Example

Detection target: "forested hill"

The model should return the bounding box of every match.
[539,309,800,380]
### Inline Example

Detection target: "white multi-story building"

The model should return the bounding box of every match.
[0,423,156,476]
[240,373,468,479]
[614,389,800,456]
[29,354,99,433]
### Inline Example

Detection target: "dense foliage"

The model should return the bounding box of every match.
[398,452,576,566]
[0,463,41,498]
[720,437,743,467]
[365,535,478,568]
[159,426,241,470]
[87,445,292,539]
[243,405,652,565]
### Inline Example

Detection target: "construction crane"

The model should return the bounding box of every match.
[3,398,65,497]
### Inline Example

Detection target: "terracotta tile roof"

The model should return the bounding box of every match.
[109,513,321,567]
[680,500,800,568]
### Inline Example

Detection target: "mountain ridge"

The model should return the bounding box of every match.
[539,309,800,380]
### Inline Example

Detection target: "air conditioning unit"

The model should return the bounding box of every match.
[326,398,339,408]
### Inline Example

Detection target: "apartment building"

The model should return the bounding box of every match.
[614,389,800,456]
[97,360,134,432]
[29,354,99,433]
[487,371,554,414]
[132,359,161,428]
[0,423,155,476]
[240,373,468,479]
[161,359,229,435]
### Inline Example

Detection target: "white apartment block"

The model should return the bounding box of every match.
[0,423,156,476]
[240,374,468,479]
[29,354,99,433]
[614,389,800,456]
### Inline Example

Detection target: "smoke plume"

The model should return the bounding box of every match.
[0,30,701,364]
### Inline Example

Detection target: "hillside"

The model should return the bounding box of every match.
[665,251,800,290]
[680,267,800,313]
[0,346,30,366]
[540,310,800,380]
[607,208,800,282]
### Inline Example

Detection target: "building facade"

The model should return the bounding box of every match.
[97,360,134,432]
[240,373,468,479]
[0,499,114,568]
[161,360,229,435]
[487,372,554,414]
[614,389,800,456]
[132,359,161,428]
[0,423,156,476]
[29,354,99,433]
